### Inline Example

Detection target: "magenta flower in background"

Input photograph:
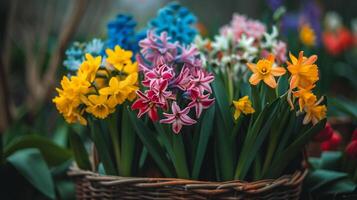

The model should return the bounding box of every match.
[132,30,215,134]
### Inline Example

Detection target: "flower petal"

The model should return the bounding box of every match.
[263,75,277,88]
[249,73,262,85]
[271,67,286,76]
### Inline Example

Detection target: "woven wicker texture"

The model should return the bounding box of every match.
[68,168,307,200]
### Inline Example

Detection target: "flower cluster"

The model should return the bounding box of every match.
[106,14,145,53]
[196,14,287,82]
[149,2,198,45]
[287,51,326,125]
[63,39,104,71]
[322,12,354,56]
[245,51,326,125]
[54,45,138,125]
[132,31,215,134]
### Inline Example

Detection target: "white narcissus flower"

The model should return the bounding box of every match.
[261,26,278,49]
[212,35,230,51]
[237,34,258,55]
[194,35,210,50]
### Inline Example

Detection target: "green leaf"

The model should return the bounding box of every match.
[329,97,357,120]
[215,111,234,180]
[172,133,189,179]
[68,129,91,170]
[320,151,343,171]
[268,119,326,178]
[120,106,137,176]
[212,78,234,180]
[128,110,175,177]
[52,123,69,147]
[305,169,356,195]
[88,118,116,175]
[212,78,234,132]
[7,148,55,199]
[235,99,280,179]
[4,135,72,166]
[192,105,215,180]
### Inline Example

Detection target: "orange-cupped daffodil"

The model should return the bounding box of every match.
[247,54,286,88]
[287,51,319,90]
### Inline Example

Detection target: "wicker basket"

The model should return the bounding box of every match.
[68,167,307,200]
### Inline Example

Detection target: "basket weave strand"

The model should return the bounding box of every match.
[68,168,307,200]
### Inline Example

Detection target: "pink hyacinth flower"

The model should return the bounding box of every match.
[160,102,197,134]
[174,66,192,90]
[142,64,174,87]
[147,80,175,110]
[189,69,214,93]
[188,89,215,118]
[131,90,162,121]
[273,41,287,64]
[139,31,177,65]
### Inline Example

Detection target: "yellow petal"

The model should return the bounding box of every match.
[271,67,286,76]
[234,110,241,120]
[249,73,262,85]
[263,75,277,88]
[289,52,298,65]
[247,63,257,73]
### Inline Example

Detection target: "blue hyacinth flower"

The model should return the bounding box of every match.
[63,39,104,71]
[106,14,142,53]
[149,2,198,45]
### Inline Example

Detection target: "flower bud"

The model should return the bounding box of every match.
[320,132,341,151]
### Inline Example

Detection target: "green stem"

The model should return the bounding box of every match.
[227,72,234,102]
[108,114,121,175]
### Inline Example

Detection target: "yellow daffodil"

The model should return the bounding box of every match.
[94,69,109,89]
[303,99,327,125]
[247,54,286,88]
[233,96,255,120]
[53,75,90,117]
[106,45,135,72]
[293,86,317,112]
[78,54,102,82]
[299,24,316,47]
[287,51,319,90]
[64,109,87,126]
[83,95,113,119]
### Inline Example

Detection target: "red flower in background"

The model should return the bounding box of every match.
[345,140,357,158]
[314,123,333,142]
[322,27,353,55]
[321,132,342,151]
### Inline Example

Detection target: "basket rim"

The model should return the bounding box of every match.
[68,166,307,194]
